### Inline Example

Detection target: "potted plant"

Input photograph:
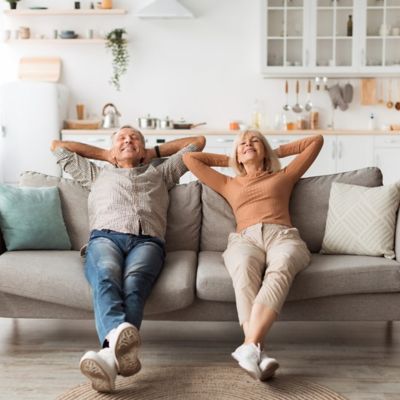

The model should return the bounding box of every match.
[5,0,20,9]
[105,28,129,91]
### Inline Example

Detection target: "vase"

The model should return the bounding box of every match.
[10,2,17,9]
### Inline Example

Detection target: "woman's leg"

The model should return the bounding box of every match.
[250,227,311,342]
[222,233,265,328]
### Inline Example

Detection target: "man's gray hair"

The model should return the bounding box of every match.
[111,125,145,145]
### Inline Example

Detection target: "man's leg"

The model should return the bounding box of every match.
[81,232,126,392]
[123,236,165,329]
[84,234,126,345]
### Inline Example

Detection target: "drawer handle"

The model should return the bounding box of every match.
[156,139,166,143]
[90,139,106,143]
[216,138,234,143]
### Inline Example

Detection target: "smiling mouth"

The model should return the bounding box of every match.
[244,149,256,154]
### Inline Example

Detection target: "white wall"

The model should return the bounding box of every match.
[0,0,399,131]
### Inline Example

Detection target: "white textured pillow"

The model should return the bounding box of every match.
[321,182,400,259]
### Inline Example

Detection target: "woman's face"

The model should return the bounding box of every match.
[236,133,266,167]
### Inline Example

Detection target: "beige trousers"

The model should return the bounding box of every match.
[222,223,311,325]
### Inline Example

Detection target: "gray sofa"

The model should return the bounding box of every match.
[1,167,400,322]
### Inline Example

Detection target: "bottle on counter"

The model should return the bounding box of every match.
[251,99,262,129]
[368,113,376,130]
[347,15,353,37]
[309,111,319,130]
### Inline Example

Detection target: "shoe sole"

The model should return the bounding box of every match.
[115,325,142,377]
[259,361,279,381]
[232,354,261,380]
[80,358,114,393]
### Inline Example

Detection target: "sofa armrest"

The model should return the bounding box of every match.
[396,210,400,262]
[0,230,5,255]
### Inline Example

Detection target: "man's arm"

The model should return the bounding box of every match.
[143,136,206,162]
[51,140,115,164]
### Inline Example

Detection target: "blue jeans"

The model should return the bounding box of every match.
[84,229,165,345]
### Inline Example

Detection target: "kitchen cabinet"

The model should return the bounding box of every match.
[373,136,400,185]
[261,0,400,77]
[268,135,374,177]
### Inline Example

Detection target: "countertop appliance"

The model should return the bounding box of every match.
[0,81,68,184]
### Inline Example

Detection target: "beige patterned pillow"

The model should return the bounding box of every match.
[321,182,400,259]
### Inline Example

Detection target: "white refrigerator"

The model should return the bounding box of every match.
[0,81,69,184]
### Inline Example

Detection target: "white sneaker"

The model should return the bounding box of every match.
[259,351,279,381]
[231,343,261,380]
[107,322,141,377]
[79,348,117,393]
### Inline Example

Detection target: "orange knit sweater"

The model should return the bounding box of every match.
[183,135,324,232]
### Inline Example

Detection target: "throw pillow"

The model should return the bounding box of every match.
[0,185,71,251]
[321,182,400,259]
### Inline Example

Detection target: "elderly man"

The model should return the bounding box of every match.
[51,126,205,393]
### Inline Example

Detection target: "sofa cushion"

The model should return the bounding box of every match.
[0,250,197,314]
[20,172,201,252]
[0,185,71,251]
[321,182,400,259]
[165,181,201,252]
[200,167,383,252]
[20,172,90,251]
[289,167,383,252]
[196,251,400,302]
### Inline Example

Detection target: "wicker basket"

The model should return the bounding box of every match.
[64,120,101,130]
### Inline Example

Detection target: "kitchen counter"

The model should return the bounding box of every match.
[61,129,400,136]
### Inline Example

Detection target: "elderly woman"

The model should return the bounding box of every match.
[183,132,323,381]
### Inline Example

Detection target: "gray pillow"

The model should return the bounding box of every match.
[19,171,90,251]
[200,185,235,252]
[200,167,383,252]
[165,181,201,252]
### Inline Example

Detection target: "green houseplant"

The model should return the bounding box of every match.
[105,28,129,91]
[5,0,21,9]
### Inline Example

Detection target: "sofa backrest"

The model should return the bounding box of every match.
[19,171,202,252]
[200,167,383,253]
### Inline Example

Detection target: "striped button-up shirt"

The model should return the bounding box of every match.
[53,145,196,240]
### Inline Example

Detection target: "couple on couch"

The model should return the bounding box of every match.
[51,126,323,393]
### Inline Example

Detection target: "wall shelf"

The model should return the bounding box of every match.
[3,9,127,16]
[4,39,107,44]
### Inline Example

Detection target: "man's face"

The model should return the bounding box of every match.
[112,128,146,166]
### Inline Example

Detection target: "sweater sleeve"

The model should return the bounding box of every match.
[182,152,230,196]
[277,135,324,180]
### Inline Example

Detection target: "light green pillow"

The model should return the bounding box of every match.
[0,185,71,251]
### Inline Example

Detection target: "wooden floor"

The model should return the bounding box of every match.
[0,318,399,400]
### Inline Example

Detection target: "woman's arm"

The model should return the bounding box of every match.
[183,152,230,195]
[278,135,324,179]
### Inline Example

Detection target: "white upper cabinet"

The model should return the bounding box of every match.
[261,0,400,77]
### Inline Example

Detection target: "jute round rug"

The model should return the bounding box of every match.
[57,366,347,400]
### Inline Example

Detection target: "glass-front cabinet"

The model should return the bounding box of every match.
[263,0,307,73]
[314,0,354,69]
[361,0,400,74]
[261,0,400,76]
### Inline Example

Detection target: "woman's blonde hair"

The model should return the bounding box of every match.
[229,130,281,176]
